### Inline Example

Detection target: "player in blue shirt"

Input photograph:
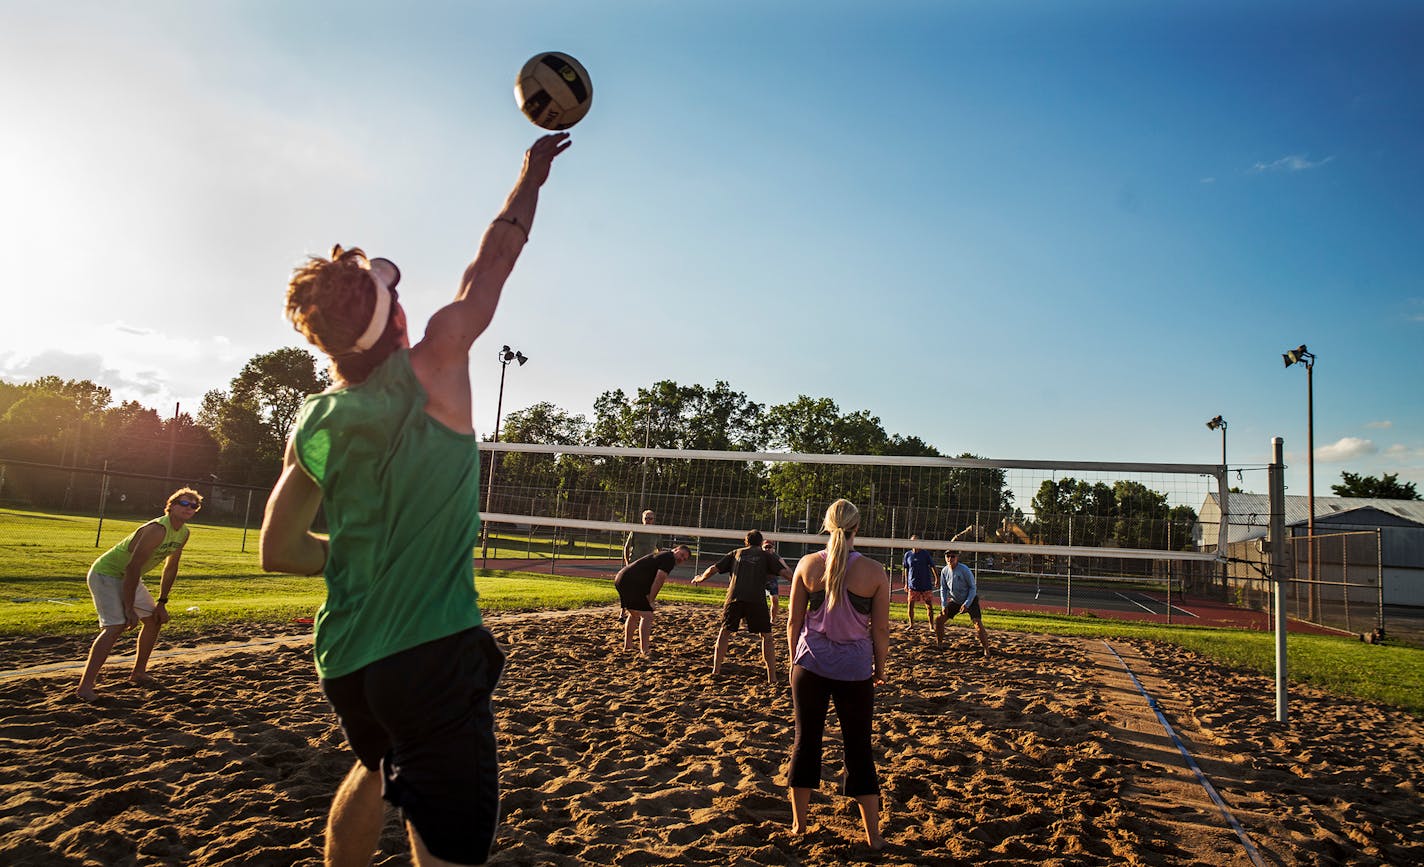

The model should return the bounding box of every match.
[901,534,939,632]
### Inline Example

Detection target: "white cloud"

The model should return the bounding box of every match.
[1251,154,1334,173]
[1199,177,1216,184]
[1366,420,1393,429]
[0,323,253,413]
[1315,437,1377,462]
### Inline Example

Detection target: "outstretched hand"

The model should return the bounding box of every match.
[523,133,572,187]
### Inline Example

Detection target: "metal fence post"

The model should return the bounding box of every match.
[241,489,254,553]
[1376,529,1385,639]
[1341,532,1350,635]
[94,460,111,547]
[1268,436,1289,726]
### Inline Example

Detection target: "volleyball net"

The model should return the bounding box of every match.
[478,443,1226,590]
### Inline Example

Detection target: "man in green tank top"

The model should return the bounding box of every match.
[261,133,570,866]
[76,487,201,701]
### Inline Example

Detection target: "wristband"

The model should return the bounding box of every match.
[157,597,169,605]
[494,215,530,242]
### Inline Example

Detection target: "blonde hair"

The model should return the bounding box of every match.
[284,244,402,385]
[165,487,202,509]
[821,498,860,610]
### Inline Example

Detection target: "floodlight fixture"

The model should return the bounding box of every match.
[1282,345,1313,368]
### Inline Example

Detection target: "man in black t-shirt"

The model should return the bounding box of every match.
[692,530,793,685]
[615,545,690,656]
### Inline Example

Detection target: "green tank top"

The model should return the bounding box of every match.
[92,514,189,578]
[293,349,483,679]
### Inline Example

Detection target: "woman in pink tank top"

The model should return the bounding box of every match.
[785,499,890,851]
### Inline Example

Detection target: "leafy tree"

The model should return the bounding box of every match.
[1330,471,1421,501]
[195,349,329,485]
[492,401,592,515]
[198,389,276,485]
[0,377,113,464]
[583,381,772,526]
[500,401,588,446]
[1111,480,1170,550]
[0,379,25,417]
[96,401,166,472]
[0,392,74,461]
[1030,479,1116,547]
[231,348,331,438]
[1167,504,1200,552]
[764,397,886,525]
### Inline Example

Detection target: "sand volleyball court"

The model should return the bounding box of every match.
[1,607,1420,865]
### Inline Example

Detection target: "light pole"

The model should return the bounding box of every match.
[481,345,528,564]
[1206,415,1228,593]
[1283,344,1316,617]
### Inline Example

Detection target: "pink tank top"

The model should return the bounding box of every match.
[794,550,874,681]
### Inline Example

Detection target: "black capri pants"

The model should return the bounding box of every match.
[787,664,879,797]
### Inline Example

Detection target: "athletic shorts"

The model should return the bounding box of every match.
[616,580,654,612]
[722,598,772,634]
[945,597,983,623]
[321,627,507,865]
[86,569,156,627]
[907,589,936,604]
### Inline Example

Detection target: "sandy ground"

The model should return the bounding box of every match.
[1,606,1420,866]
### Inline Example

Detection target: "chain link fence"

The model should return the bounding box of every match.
[0,459,272,549]
[1222,526,1395,641]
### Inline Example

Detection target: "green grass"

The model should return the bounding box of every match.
[3,507,1421,715]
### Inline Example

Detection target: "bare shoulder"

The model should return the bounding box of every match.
[849,555,890,594]
[795,552,825,588]
[409,339,475,434]
[852,554,888,578]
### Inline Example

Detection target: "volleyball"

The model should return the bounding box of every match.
[515,52,593,130]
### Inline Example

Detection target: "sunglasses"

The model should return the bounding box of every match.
[175,500,201,509]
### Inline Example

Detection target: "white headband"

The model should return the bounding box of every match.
[351,274,392,352]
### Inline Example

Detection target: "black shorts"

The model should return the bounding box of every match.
[946,597,983,623]
[616,579,654,612]
[723,598,772,634]
[321,627,506,865]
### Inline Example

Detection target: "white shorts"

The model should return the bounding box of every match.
[87,569,156,627]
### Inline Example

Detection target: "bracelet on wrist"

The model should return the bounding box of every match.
[157,597,169,605]
[494,215,530,242]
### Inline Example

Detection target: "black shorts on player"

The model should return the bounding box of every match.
[321,627,506,865]
[722,598,772,634]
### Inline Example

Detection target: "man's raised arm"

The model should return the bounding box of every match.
[422,133,571,357]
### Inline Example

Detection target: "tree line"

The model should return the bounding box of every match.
[0,348,328,488]
[45,348,1424,549]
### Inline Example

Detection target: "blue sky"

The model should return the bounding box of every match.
[2,0,1421,499]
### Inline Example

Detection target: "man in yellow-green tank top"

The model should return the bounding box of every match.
[75,487,201,701]
[261,133,570,866]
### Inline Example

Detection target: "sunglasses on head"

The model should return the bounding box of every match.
[175,499,200,509]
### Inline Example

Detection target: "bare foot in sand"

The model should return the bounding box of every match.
[75,687,99,702]
[128,673,159,687]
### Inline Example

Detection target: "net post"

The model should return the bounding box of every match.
[1268,436,1289,726]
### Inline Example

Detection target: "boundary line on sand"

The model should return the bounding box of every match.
[1101,640,1266,867]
